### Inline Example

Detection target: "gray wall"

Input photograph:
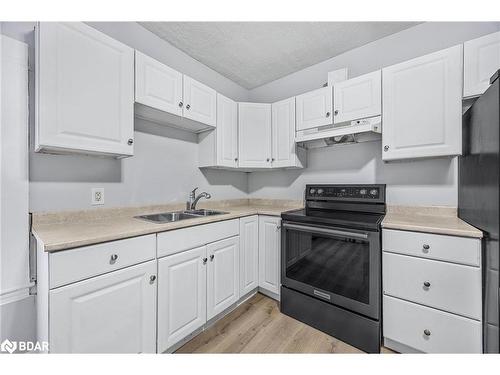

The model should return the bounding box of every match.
[0,22,250,212]
[247,22,500,206]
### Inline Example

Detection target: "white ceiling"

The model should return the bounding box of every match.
[139,22,420,89]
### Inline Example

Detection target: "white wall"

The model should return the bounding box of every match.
[0,22,250,212]
[248,22,500,207]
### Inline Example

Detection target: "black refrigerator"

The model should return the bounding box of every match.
[459,69,500,354]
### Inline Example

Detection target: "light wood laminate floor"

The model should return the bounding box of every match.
[176,293,395,354]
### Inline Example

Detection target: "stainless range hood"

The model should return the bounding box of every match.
[295,116,382,149]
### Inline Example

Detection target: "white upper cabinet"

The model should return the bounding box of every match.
[198,93,238,168]
[35,22,135,157]
[463,31,500,98]
[238,102,272,168]
[135,50,183,116]
[272,97,305,168]
[206,236,240,320]
[49,261,157,353]
[183,76,217,127]
[295,86,333,131]
[333,70,381,124]
[382,45,463,161]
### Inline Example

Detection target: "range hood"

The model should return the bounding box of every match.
[295,116,382,149]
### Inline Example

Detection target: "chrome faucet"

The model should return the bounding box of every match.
[187,187,212,210]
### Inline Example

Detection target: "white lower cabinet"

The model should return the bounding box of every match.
[157,245,207,352]
[207,237,240,320]
[49,260,157,353]
[239,216,259,296]
[258,216,282,296]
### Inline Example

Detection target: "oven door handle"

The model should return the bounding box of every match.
[282,223,369,240]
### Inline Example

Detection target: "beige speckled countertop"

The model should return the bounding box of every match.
[382,206,483,238]
[32,199,303,252]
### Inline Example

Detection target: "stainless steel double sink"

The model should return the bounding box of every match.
[135,209,228,223]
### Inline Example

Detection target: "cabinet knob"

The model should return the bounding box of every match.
[266,158,270,162]
[210,254,215,261]
[276,225,281,231]
[149,275,156,284]
[127,138,134,145]
[271,158,275,162]
[334,110,339,116]
[423,281,431,288]
[384,145,389,152]
[203,257,208,265]
[110,254,118,264]
[178,101,183,108]
[234,157,238,162]
[326,112,331,117]
[423,244,430,251]
[423,329,431,337]
[186,104,191,110]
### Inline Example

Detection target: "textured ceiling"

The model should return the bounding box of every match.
[139,22,420,89]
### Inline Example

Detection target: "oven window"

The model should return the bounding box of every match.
[285,229,370,304]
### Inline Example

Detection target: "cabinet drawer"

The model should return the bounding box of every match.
[383,252,481,319]
[383,295,482,353]
[157,219,239,258]
[382,229,480,266]
[49,235,156,289]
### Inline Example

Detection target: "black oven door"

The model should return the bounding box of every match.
[281,221,381,320]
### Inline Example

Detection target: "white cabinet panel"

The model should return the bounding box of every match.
[157,246,207,352]
[259,216,281,296]
[49,261,157,353]
[207,236,240,320]
[183,75,217,127]
[333,70,381,124]
[272,97,304,168]
[384,295,482,353]
[239,216,259,296]
[382,45,463,161]
[216,93,239,167]
[383,252,482,320]
[35,22,134,157]
[135,50,183,116]
[464,31,500,98]
[238,102,272,168]
[296,86,333,131]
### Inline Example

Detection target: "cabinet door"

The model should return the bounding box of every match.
[382,45,463,161]
[239,216,259,296]
[135,50,183,116]
[259,216,281,296]
[157,246,207,352]
[464,31,500,98]
[207,237,240,320]
[49,261,157,353]
[333,70,381,124]
[35,22,134,157]
[183,75,217,127]
[272,97,300,168]
[238,102,272,168]
[295,86,333,131]
[216,93,238,168]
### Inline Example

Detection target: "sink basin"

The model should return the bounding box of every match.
[135,211,200,223]
[135,209,228,223]
[184,209,228,216]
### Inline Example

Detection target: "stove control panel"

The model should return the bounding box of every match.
[306,185,384,200]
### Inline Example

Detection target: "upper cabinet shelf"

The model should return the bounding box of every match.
[35,22,135,157]
[463,30,500,98]
[135,51,217,133]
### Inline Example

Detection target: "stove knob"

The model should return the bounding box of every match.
[309,188,316,195]
[370,189,378,196]
[317,189,324,195]
[360,189,367,195]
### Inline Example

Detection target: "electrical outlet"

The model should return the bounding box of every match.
[91,188,104,206]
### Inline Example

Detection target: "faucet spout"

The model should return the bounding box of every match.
[189,190,212,210]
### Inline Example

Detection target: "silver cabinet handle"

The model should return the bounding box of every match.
[178,101,183,108]
[186,104,191,110]
[334,110,339,116]
[326,112,330,117]
[127,139,134,145]
[149,275,156,284]
[384,145,389,152]
[424,329,431,337]
[210,254,214,261]
[423,244,430,251]
[202,257,207,265]
[110,254,118,264]
[423,281,431,288]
